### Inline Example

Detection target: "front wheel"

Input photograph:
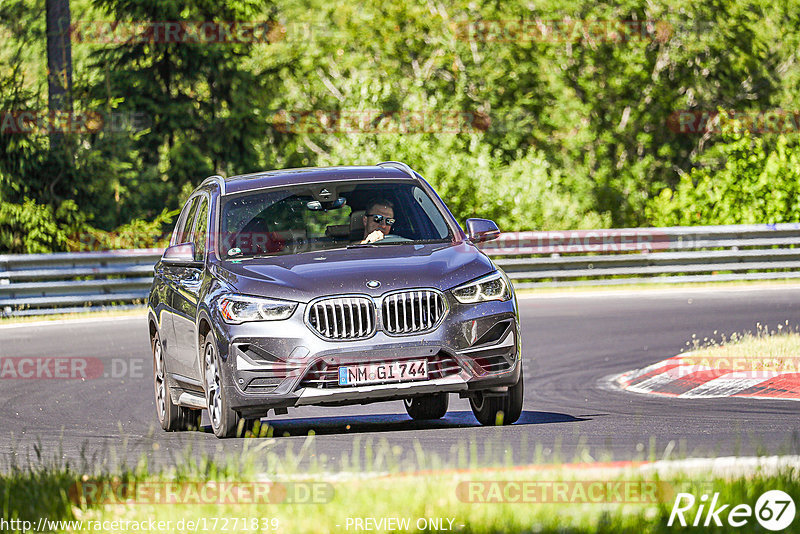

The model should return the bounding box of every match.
[203,333,245,438]
[404,393,449,420]
[470,368,524,426]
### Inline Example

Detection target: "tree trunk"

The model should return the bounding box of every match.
[46,0,73,151]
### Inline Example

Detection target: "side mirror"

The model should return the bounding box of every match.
[466,218,501,243]
[162,242,197,266]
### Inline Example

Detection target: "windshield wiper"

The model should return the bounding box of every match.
[348,240,420,248]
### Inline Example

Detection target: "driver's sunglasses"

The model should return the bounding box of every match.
[366,213,396,226]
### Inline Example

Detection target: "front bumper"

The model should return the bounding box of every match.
[212,295,521,417]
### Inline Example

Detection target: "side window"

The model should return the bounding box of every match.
[175,197,200,245]
[171,199,194,246]
[411,186,449,239]
[191,197,209,261]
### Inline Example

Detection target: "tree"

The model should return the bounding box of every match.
[45,0,74,152]
[87,0,288,207]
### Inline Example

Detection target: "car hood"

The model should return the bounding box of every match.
[213,242,494,303]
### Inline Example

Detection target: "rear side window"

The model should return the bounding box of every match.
[192,197,209,261]
[173,197,200,245]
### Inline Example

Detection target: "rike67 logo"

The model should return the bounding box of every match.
[669,490,796,531]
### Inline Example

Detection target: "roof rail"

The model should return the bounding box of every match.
[376,161,415,178]
[199,175,226,195]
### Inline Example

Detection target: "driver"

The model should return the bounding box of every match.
[361,199,395,244]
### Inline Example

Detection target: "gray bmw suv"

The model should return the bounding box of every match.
[147,161,523,437]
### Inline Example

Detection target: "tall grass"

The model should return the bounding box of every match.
[3,433,800,533]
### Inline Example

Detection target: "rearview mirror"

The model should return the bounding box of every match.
[465,218,501,243]
[162,243,197,266]
[307,197,346,211]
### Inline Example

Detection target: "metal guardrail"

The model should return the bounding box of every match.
[1,224,799,316]
[0,249,162,316]
[481,223,800,288]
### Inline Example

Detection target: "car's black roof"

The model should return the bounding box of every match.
[215,165,417,196]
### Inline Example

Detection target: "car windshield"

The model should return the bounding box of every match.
[218,181,453,258]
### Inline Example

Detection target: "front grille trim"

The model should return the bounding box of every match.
[305,295,377,341]
[304,288,448,340]
[381,288,448,336]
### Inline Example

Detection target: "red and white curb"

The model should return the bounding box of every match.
[610,352,800,400]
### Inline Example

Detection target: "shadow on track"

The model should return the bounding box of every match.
[201,410,591,437]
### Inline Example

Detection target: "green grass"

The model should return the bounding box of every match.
[678,326,800,370]
[2,437,800,533]
[4,460,800,533]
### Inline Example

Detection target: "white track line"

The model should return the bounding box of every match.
[0,314,146,330]
[257,455,800,482]
[517,283,800,299]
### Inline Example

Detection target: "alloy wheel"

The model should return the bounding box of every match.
[153,338,166,421]
[204,343,222,429]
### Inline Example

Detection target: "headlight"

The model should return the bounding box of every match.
[452,271,511,304]
[218,294,298,324]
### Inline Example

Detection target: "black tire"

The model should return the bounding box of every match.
[202,333,244,438]
[152,332,200,431]
[470,368,524,426]
[404,393,449,420]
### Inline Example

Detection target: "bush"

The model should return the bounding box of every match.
[0,199,85,254]
[67,208,178,251]
[0,199,177,253]
[314,130,610,231]
[646,130,800,226]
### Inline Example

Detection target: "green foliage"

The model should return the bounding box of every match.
[0,198,84,253]
[315,133,609,231]
[2,0,800,253]
[5,450,800,534]
[647,131,800,226]
[68,208,178,251]
[86,0,285,194]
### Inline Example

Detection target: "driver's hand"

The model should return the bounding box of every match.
[361,230,386,244]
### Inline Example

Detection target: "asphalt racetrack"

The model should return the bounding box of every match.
[2,286,799,472]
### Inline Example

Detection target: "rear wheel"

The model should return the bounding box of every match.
[404,393,449,420]
[470,368,524,426]
[152,332,201,431]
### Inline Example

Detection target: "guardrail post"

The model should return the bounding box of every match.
[1,279,9,318]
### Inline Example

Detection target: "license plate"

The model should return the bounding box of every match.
[338,359,428,386]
